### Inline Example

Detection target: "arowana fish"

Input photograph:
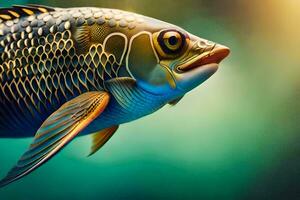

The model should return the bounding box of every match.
[0,4,230,187]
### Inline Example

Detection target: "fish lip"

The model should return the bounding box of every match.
[176,45,230,73]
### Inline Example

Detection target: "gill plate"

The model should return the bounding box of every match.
[125,31,177,89]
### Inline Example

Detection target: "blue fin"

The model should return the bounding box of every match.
[105,78,146,110]
[105,77,165,114]
[168,95,184,106]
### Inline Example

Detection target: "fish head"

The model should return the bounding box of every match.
[161,32,230,93]
[127,19,230,100]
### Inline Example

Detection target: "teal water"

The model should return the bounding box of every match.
[0,0,299,199]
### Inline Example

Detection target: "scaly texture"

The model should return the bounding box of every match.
[0,6,146,134]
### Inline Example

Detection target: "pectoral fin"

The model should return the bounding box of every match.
[168,95,184,106]
[105,77,137,110]
[106,77,145,110]
[106,77,163,114]
[0,92,110,187]
[88,125,119,156]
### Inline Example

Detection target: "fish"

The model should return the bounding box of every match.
[0,4,230,187]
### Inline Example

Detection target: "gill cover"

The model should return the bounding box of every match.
[127,32,176,94]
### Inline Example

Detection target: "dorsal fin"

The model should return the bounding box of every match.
[26,4,56,13]
[0,4,55,21]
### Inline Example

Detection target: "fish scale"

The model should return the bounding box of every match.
[0,6,140,134]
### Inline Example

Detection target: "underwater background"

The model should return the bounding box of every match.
[0,0,299,199]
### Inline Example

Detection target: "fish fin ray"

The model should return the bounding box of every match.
[0,5,55,21]
[0,91,110,188]
[88,125,119,156]
[105,77,143,109]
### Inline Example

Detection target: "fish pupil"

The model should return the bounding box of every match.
[168,36,178,46]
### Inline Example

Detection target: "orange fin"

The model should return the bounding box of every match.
[88,125,119,156]
[0,92,110,188]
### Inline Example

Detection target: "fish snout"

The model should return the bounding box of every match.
[177,42,230,72]
[173,36,230,92]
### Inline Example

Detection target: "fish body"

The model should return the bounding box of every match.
[0,6,168,137]
[0,5,230,187]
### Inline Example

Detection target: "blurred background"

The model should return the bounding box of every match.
[0,0,299,199]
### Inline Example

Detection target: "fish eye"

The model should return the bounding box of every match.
[154,29,189,58]
[163,32,181,50]
[159,30,184,53]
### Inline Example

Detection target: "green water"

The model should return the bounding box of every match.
[0,0,299,199]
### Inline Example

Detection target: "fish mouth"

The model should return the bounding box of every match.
[176,45,230,72]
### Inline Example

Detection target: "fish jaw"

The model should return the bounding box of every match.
[173,44,230,92]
